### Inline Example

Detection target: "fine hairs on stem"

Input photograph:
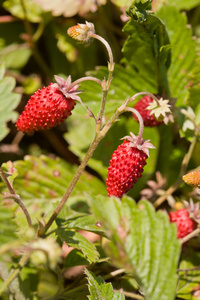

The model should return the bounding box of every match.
[43,27,116,234]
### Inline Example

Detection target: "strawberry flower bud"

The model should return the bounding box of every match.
[67,21,95,45]
[182,170,200,188]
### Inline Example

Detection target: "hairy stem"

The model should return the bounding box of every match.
[115,290,144,300]
[43,96,138,233]
[71,76,102,88]
[181,227,200,244]
[124,107,144,141]
[0,167,33,228]
[89,33,114,71]
[44,133,103,233]
[0,250,31,295]
[88,33,115,131]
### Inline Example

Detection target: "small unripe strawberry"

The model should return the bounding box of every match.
[133,95,163,127]
[106,133,155,198]
[16,76,82,133]
[169,209,197,239]
[182,171,200,188]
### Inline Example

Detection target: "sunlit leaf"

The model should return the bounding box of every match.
[122,9,171,96]
[157,5,197,106]
[0,155,106,200]
[0,63,21,141]
[110,0,132,7]
[154,0,200,11]
[0,205,18,246]
[90,196,181,300]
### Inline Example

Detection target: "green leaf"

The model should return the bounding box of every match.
[90,196,181,300]
[57,228,99,264]
[0,44,31,69]
[0,205,18,246]
[177,249,200,299]
[157,5,197,106]
[64,249,90,268]
[185,56,200,109]
[56,213,105,235]
[127,0,153,23]
[0,155,106,200]
[110,0,132,7]
[122,10,171,96]
[3,0,43,22]
[0,63,21,141]
[80,63,157,108]
[155,0,200,10]
[85,268,125,300]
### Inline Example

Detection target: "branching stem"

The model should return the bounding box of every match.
[0,167,32,228]
[43,95,144,233]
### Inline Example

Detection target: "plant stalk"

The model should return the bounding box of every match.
[0,250,31,295]
[43,95,139,233]
[0,167,32,228]
[44,133,103,233]
[89,33,115,131]
[181,227,200,244]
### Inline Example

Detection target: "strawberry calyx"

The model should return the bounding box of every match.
[183,199,200,224]
[121,132,155,157]
[54,75,83,103]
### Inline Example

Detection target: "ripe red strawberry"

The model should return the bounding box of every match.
[169,209,197,239]
[16,76,82,133]
[133,95,163,127]
[106,133,155,198]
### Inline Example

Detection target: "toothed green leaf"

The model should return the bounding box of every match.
[90,196,181,300]
[0,63,21,141]
[85,269,125,300]
[57,228,99,264]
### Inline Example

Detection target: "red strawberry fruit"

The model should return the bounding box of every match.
[16,76,82,133]
[106,132,155,198]
[133,95,163,127]
[169,208,197,239]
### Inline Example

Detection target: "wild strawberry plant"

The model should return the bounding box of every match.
[0,0,200,299]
